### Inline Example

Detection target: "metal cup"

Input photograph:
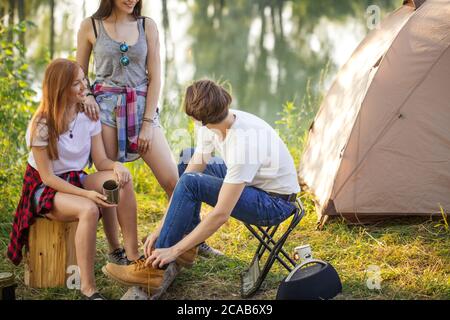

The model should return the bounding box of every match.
[102,180,120,205]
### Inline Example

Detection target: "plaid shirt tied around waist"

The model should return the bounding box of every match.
[7,164,84,265]
[93,83,147,163]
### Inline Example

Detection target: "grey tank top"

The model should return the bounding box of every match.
[93,18,148,88]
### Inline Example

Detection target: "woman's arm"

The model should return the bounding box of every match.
[33,146,88,197]
[76,18,95,78]
[32,146,112,207]
[76,18,100,121]
[137,18,162,155]
[90,133,131,187]
[144,18,161,121]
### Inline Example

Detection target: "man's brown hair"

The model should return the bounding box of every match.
[184,79,232,125]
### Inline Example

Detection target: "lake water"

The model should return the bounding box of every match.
[25,0,397,124]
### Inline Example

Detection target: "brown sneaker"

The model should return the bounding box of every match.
[102,259,164,290]
[176,246,198,268]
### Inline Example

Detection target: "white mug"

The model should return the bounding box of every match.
[294,244,313,263]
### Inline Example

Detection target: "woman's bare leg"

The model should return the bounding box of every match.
[100,124,122,252]
[46,193,100,297]
[83,171,140,261]
[141,127,179,197]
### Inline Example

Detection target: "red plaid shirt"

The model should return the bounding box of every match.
[7,164,84,265]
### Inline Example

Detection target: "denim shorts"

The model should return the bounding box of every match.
[32,173,88,213]
[96,92,161,129]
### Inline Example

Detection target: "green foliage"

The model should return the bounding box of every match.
[436,206,449,233]
[0,21,37,221]
[0,8,448,300]
[275,62,329,165]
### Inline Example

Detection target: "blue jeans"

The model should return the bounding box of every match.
[155,148,297,249]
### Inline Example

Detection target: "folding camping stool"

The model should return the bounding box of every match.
[241,198,305,298]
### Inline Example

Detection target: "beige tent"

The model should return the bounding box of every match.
[299,0,450,226]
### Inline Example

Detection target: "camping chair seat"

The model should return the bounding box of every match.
[241,198,305,298]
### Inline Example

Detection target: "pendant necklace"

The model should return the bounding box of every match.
[69,113,78,139]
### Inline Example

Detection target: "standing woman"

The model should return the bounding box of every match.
[76,0,179,263]
[7,59,140,299]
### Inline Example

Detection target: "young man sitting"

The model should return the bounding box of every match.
[102,79,300,291]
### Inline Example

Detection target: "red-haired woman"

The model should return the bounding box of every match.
[7,59,140,300]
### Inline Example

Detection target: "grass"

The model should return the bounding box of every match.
[0,83,448,300]
[1,176,449,300]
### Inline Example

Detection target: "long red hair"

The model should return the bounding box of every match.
[30,59,82,160]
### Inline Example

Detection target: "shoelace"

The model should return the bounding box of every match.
[131,258,158,295]
[132,258,148,271]
[131,258,151,296]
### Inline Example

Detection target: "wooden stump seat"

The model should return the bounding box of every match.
[24,217,78,288]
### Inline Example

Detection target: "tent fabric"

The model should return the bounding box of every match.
[298,0,450,224]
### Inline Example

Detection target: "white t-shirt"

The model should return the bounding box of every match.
[26,112,102,175]
[195,109,300,194]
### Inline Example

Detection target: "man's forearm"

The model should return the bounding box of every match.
[184,163,206,174]
[184,151,211,173]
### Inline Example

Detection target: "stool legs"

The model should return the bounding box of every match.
[241,200,305,298]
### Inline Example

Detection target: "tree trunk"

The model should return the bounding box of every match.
[162,0,169,30]
[18,0,25,47]
[277,0,284,40]
[162,0,169,67]
[270,3,278,37]
[161,0,170,107]
[0,2,5,26]
[259,2,266,50]
[49,0,55,59]
[7,0,15,42]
